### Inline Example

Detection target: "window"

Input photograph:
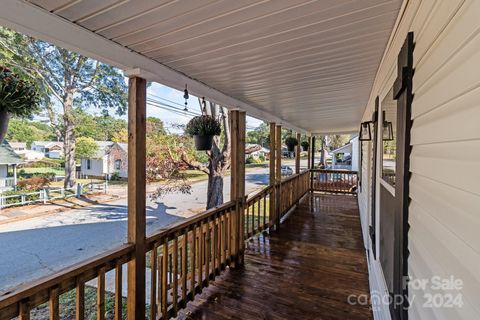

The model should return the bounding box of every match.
[381,87,397,187]
[115,159,122,170]
[86,159,91,170]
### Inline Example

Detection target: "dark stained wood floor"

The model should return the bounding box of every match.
[178,194,371,320]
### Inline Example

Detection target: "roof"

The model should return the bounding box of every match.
[0,142,23,165]
[2,1,403,134]
[88,142,128,159]
[331,143,352,154]
[32,141,64,148]
[8,142,27,149]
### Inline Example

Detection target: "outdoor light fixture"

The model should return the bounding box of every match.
[382,110,394,141]
[359,121,372,141]
[201,97,207,113]
[183,84,189,112]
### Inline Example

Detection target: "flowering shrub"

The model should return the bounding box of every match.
[17,176,51,191]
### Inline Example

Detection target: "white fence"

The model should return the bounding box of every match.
[0,181,108,209]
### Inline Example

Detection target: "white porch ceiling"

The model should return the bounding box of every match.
[3,0,402,134]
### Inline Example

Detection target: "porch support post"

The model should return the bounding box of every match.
[307,136,312,169]
[230,110,246,265]
[13,164,17,189]
[295,133,301,174]
[269,123,276,227]
[275,125,282,227]
[127,76,147,320]
[310,136,316,192]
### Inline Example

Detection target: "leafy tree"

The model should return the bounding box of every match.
[246,122,269,147]
[0,27,127,188]
[327,135,351,150]
[76,137,98,160]
[5,119,54,147]
[112,128,128,143]
[147,117,166,136]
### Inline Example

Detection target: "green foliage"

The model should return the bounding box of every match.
[246,156,263,164]
[185,115,221,136]
[76,137,98,160]
[0,66,40,117]
[110,172,121,181]
[327,135,351,150]
[5,119,54,147]
[72,108,127,141]
[147,117,166,136]
[285,136,298,151]
[301,140,309,149]
[246,122,270,146]
[258,154,266,162]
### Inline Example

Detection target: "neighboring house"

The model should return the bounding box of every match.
[0,142,23,191]
[80,141,128,179]
[7,142,27,155]
[245,144,269,160]
[330,136,359,171]
[31,141,64,159]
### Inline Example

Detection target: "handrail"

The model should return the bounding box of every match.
[0,170,312,320]
[311,169,358,194]
[0,244,134,319]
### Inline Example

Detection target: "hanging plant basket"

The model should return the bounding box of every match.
[193,135,214,151]
[301,141,309,151]
[285,136,298,152]
[185,115,222,151]
[0,66,40,142]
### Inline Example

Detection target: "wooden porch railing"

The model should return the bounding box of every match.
[311,169,358,194]
[0,171,311,320]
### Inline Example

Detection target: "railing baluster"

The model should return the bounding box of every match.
[76,279,85,320]
[199,221,204,291]
[150,246,157,320]
[19,300,30,320]
[172,235,179,316]
[205,218,211,287]
[161,239,168,318]
[182,228,188,305]
[49,287,59,320]
[97,267,105,320]
[190,225,196,299]
[114,263,122,320]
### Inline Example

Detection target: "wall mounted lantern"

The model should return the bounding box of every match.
[382,110,394,141]
[359,121,372,141]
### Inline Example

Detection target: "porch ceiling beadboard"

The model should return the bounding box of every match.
[3,0,401,133]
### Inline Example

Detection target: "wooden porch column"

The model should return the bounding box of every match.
[269,123,276,227]
[230,110,246,265]
[275,125,282,226]
[295,132,301,174]
[310,136,316,192]
[127,76,147,320]
[307,136,312,169]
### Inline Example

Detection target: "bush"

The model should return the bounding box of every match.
[185,115,221,136]
[258,154,266,162]
[110,172,121,181]
[17,176,50,191]
[301,141,309,149]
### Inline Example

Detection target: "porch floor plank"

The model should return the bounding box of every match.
[178,193,371,320]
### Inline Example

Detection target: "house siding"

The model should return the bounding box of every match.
[358,0,480,319]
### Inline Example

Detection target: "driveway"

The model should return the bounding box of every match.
[0,167,271,294]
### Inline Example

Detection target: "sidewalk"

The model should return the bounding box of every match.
[0,185,127,225]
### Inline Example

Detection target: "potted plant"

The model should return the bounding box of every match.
[0,66,39,142]
[301,140,309,151]
[185,115,222,150]
[285,136,298,152]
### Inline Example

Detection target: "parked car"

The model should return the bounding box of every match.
[281,165,293,176]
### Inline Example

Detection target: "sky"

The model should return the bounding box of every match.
[146,83,264,133]
[41,81,264,134]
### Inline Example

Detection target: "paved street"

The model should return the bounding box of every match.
[0,167,271,294]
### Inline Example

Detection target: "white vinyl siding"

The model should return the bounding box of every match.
[358,0,480,319]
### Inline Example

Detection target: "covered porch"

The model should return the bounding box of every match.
[0,1,403,319]
[179,193,370,320]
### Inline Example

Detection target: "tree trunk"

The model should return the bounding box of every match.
[63,91,76,188]
[0,109,10,143]
[207,173,224,209]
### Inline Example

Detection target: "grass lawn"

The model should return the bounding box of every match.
[182,169,208,182]
[20,167,65,176]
